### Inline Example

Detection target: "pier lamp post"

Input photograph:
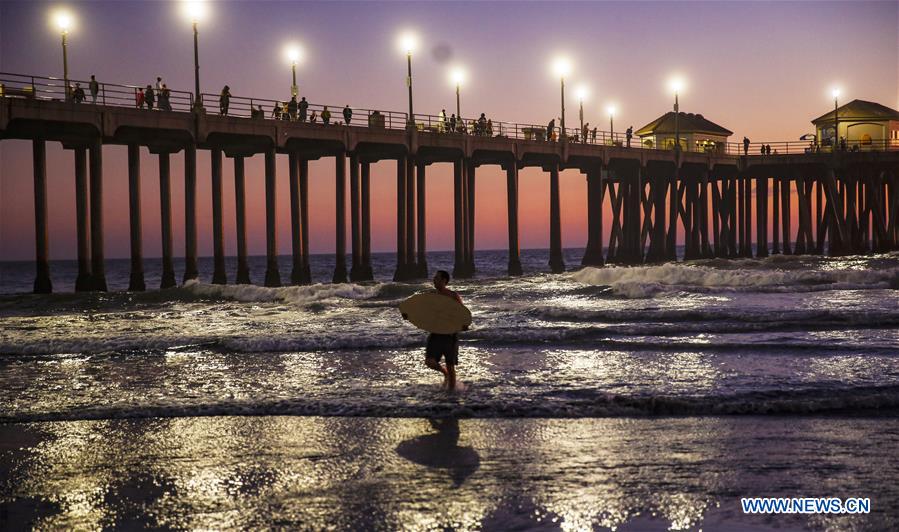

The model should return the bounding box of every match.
[607,105,616,144]
[450,67,465,122]
[575,84,588,143]
[398,32,417,128]
[182,1,208,112]
[552,57,572,140]
[831,87,841,151]
[286,45,303,98]
[669,77,684,154]
[53,10,73,101]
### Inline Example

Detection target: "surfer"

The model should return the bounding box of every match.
[422,270,464,390]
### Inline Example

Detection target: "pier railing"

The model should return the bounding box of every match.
[411,113,551,141]
[201,92,408,129]
[411,113,645,146]
[0,72,194,111]
[725,139,899,155]
[4,71,899,156]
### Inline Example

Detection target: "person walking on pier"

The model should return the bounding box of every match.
[546,118,555,141]
[449,114,457,133]
[626,126,633,147]
[343,105,353,125]
[309,110,317,123]
[288,96,298,121]
[582,122,589,143]
[89,75,99,104]
[159,84,172,111]
[321,106,332,125]
[71,83,85,103]
[477,113,487,135]
[743,136,750,156]
[144,85,155,110]
[155,77,163,92]
[592,127,598,143]
[219,85,231,115]
[135,87,145,109]
[299,97,309,121]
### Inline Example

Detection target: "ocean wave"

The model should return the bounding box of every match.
[527,305,899,327]
[2,327,894,357]
[0,332,418,357]
[0,280,402,314]
[5,384,899,422]
[571,262,899,298]
[179,279,386,304]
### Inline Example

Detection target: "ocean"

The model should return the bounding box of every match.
[1,248,898,530]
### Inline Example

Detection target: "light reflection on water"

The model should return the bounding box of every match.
[3,342,899,421]
[2,417,896,530]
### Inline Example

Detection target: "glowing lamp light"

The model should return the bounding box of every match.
[669,77,685,94]
[552,56,572,78]
[285,45,303,65]
[54,10,73,32]
[607,105,617,117]
[182,0,208,23]
[398,32,417,54]
[831,87,841,99]
[451,67,465,86]
[575,84,589,102]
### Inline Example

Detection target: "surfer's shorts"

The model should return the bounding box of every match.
[426,333,459,366]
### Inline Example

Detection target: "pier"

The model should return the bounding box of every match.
[2,73,898,293]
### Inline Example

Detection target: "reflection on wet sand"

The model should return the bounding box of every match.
[1,416,897,530]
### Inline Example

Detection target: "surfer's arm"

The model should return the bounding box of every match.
[454,292,468,330]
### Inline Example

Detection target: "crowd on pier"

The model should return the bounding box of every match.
[67,75,645,150]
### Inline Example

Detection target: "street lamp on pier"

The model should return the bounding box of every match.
[607,105,617,144]
[552,56,572,140]
[52,9,73,101]
[669,77,685,154]
[831,87,841,151]
[398,32,417,128]
[285,45,303,98]
[450,67,465,122]
[182,0,208,112]
[575,84,588,143]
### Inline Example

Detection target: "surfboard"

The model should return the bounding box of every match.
[399,292,472,334]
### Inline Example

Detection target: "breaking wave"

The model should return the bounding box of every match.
[178,279,417,304]
[571,262,899,298]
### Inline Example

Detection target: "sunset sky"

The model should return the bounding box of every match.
[1,1,897,261]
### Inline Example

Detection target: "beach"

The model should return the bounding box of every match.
[2,416,898,530]
[2,249,898,529]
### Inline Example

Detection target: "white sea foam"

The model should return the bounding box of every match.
[571,262,899,297]
[180,279,391,304]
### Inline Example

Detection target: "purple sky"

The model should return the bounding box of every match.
[2,1,897,261]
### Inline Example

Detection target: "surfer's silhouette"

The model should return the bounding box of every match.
[395,418,480,487]
[404,270,466,391]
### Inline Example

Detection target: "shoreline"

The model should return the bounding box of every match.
[2,415,895,530]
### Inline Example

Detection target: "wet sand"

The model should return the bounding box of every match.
[1,416,896,530]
